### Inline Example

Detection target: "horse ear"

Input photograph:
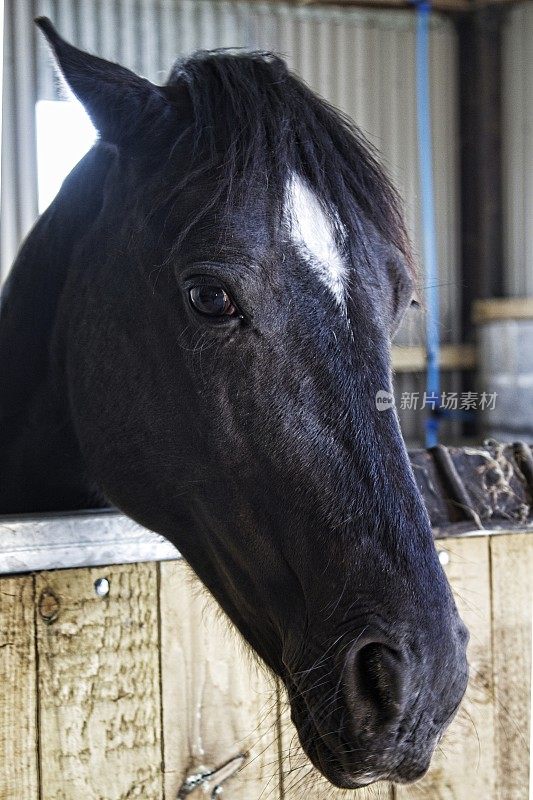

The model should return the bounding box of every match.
[35,17,170,146]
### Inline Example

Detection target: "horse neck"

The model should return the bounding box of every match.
[0,146,114,513]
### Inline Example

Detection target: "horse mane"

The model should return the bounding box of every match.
[166,49,414,274]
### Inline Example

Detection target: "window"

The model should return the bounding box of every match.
[35,99,97,212]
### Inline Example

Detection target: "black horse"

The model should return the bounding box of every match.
[0,19,468,790]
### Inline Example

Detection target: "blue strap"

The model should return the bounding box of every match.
[414,1,441,447]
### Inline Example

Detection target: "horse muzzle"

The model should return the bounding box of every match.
[286,623,469,789]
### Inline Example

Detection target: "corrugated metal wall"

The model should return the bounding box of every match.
[502,0,533,297]
[1,0,461,444]
[1,1,39,275]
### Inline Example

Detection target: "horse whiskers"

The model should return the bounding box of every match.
[321,575,351,621]
[287,626,368,725]
[288,630,348,680]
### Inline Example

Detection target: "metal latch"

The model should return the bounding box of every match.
[177,753,247,799]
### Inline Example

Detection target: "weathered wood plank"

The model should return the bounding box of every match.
[392,344,477,373]
[491,533,533,800]
[278,687,393,799]
[35,563,163,800]
[0,575,39,800]
[159,560,281,800]
[473,297,533,324]
[394,536,495,800]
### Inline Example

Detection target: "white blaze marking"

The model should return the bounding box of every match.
[285,173,347,306]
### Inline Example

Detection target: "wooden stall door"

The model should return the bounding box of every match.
[2,533,532,800]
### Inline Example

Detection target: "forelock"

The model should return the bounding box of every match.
[163,48,415,279]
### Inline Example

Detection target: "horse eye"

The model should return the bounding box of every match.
[189,285,237,317]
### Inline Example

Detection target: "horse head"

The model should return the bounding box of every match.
[25,19,469,788]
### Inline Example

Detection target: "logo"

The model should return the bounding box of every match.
[375,390,395,411]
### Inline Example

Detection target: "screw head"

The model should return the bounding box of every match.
[94,577,110,597]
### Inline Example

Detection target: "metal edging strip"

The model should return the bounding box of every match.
[0,510,181,575]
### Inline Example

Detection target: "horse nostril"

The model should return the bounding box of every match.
[359,643,404,714]
[344,639,407,734]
